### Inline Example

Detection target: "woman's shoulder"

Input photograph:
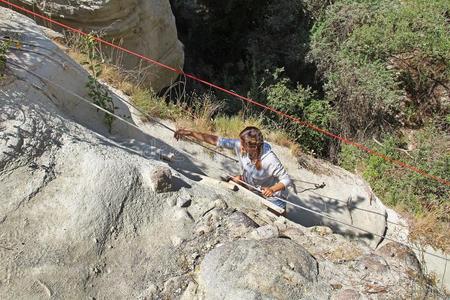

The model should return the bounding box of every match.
[261,141,273,156]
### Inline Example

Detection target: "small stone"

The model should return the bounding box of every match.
[208,210,221,225]
[171,236,184,247]
[157,149,175,162]
[214,199,228,209]
[149,166,172,193]
[174,208,194,222]
[274,217,288,231]
[248,225,279,240]
[331,289,361,300]
[311,226,333,236]
[166,197,176,207]
[195,225,212,235]
[280,227,305,244]
[375,242,421,273]
[226,211,259,238]
[357,255,388,273]
[330,283,343,290]
[177,194,191,208]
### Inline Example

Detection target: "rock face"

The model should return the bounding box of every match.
[0,8,446,300]
[198,239,326,299]
[10,0,184,91]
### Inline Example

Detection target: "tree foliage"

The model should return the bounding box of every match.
[311,0,450,135]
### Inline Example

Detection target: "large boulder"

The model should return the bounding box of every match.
[197,238,329,299]
[8,0,184,91]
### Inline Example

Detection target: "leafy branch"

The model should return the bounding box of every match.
[0,39,13,77]
[80,34,115,132]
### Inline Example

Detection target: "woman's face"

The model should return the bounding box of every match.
[240,140,260,158]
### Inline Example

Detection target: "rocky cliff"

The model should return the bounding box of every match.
[3,0,184,91]
[0,7,445,299]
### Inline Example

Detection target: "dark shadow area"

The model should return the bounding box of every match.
[168,0,323,115]
[285,191,378,241]
[171,174,192,191]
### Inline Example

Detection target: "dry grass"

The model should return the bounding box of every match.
[191,94,221,132]
[265,129,303,157]
[214,114,263,137]
[61,33,304,158]
[131,87,185,121]
[408,208,450,253]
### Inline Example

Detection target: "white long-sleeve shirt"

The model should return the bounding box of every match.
[217,137,292,199]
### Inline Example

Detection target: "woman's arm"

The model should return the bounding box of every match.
[174,129,218,146]
[261,182,286,196]
[261,153,292,197]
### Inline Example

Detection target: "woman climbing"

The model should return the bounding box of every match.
[173,126,293,213]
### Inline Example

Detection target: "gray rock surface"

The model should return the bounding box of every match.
[13,0,184,91]
[197,239,327,299]
[247,224,279,240]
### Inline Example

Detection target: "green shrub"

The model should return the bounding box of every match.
[311,0,450,135]
[86,76,115,132]
[77,34,116,132]
[339,125,450,215]
[265,73,335,155]
[325,57,401,136]
[0,39,12,76]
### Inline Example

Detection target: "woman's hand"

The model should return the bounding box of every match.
[261,187,274,197]
[174,129,192,141]
[230,175,243,184]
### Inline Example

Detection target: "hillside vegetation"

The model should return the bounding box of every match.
[311,0,449,250]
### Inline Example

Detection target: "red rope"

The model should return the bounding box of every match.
[1,0,449,187]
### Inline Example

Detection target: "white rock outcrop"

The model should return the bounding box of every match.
[198,239,327,299]
[10,0,184,91]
